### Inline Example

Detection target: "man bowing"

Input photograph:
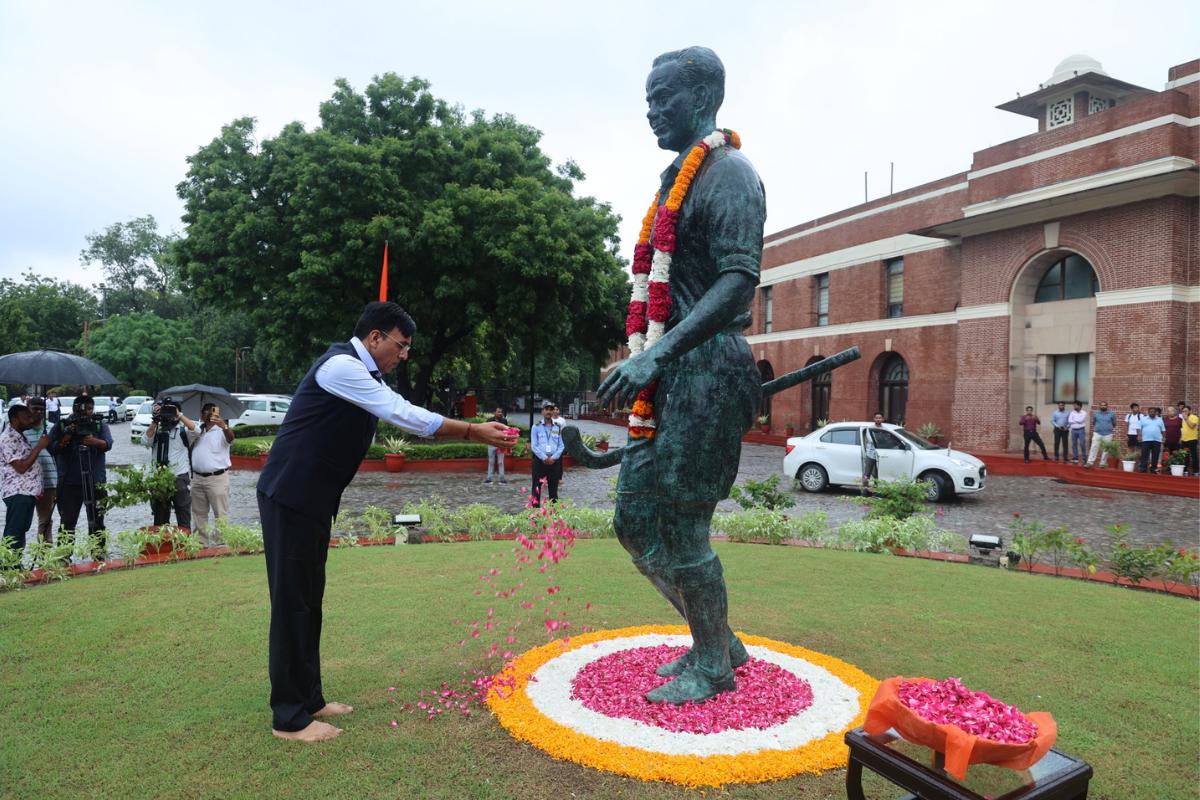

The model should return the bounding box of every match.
[258,301,516,742]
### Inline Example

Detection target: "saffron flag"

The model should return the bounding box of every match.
[378,242,389,302]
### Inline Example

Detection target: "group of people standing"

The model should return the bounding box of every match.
[482,401,565,507]
[0,393,236,559]
[1018,400,1198,474]
[1,395,113,557]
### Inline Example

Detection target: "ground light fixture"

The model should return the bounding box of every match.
[968,534,1004,567]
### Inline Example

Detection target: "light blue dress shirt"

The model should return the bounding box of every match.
[531,421,563,463]
[1138,416,1165,442]
[315,337,443,438]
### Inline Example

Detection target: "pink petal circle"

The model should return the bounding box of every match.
[570,645,813,733]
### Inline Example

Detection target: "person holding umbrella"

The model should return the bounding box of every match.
[49,396,113,555]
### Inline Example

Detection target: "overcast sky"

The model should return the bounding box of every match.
[1,0,1196,291]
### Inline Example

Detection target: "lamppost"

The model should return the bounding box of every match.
[234,347,251,392]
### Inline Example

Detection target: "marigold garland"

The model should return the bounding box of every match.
[487,624,877,787]
[625,130,741,440]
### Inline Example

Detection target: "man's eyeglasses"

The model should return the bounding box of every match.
[379,331,411,354]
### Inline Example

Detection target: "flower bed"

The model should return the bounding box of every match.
[486,624,877,787]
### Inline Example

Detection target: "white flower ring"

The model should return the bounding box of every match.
[486,624,878,787]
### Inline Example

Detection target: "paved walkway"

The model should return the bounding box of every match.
[6,420,1198,553]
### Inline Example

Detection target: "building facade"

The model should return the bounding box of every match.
[743,55,1198,452]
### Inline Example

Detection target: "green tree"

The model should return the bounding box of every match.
[0,272,99,354]
[80,215,183,318]
[85,313,204,393]
[175,73,627,403]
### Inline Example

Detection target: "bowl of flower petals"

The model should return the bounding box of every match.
[864,676,1057,781]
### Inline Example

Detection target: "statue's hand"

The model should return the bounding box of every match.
[597,351,662,408]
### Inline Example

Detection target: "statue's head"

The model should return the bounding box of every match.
[645,47,725,152]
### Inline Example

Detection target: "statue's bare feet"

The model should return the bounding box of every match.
[656,635,749,678]
[272,720,343,742]
[313,701,354,718]
[646,665,736,704]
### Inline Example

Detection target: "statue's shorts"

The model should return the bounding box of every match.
[616,332,761,505]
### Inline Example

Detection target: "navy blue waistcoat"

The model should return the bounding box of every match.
[257,342,377,519]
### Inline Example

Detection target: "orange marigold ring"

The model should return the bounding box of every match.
[487,624,877,786]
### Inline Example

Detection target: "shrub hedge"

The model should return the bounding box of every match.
[232,424,281,439]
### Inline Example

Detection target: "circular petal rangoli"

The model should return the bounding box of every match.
[486,625,878,786]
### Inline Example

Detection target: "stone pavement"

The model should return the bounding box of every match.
[6,419,1197,552]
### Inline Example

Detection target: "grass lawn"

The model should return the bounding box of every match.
[1,541,1196,799]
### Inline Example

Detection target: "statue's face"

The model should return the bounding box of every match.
[645,61,698,152]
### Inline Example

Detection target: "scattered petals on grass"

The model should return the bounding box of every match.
[487,625,877,787]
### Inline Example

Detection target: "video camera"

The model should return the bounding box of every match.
[152,398,181,428]
[63,409,104,438]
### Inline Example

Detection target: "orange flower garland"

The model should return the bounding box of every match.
[487,624,877,787]
[626,130,741,439]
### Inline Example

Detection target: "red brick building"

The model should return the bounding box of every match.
[744,55,1198,452]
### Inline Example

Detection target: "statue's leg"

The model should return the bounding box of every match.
[644,333,761,699]
[645,503,737,704]
[613,436,684,620]
[652,506,747,676]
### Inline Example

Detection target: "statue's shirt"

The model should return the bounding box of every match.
[654,144,766,332]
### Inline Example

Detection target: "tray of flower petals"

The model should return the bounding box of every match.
[864,676,1057,781]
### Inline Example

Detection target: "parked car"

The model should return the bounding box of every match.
[782,422,986,502]
[229,394,291,428]
[120,395,152,420]
[130,401,154,444]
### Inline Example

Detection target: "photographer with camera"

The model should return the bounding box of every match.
[48,395,113,555]
[191,402,233,545]
[142,398,197,529]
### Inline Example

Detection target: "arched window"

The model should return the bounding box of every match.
[757,360,774,421]
[1034,254,1099,302]
[807,355,831,431]
[878,354,908,424]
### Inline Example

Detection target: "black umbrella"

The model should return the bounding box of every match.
[155,384,245,420]
[0,349,120,387]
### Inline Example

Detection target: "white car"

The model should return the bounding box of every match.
[130,401,154,444]
[120,396,152,420]
[229,395,291,428]
[783,422,986,502]
[91,396,119,423]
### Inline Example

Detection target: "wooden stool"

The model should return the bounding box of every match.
[844,727,1093,799]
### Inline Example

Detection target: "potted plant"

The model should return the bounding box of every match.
[381,435,409,472]
[596,432,611,452]
[784,420,795,437]
[254,439,272,466]
[757,414,770,433]
[917,422,942,444]
[1120,448,1137,472]
[816,418,829,430]
[1100,438,1123,469]
[1167,449,1188,477]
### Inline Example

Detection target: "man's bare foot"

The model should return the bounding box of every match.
[272,720,343,742]
[313,702,354,717]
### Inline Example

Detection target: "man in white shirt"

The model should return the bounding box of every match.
[143,399,197,528]
[191,403,234,546]
[1124,402,1144,450]
[256,302,516,743]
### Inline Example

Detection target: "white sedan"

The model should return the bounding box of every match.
[120,395,152,420]
[782,422,986,502]
[129,401,154,444]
